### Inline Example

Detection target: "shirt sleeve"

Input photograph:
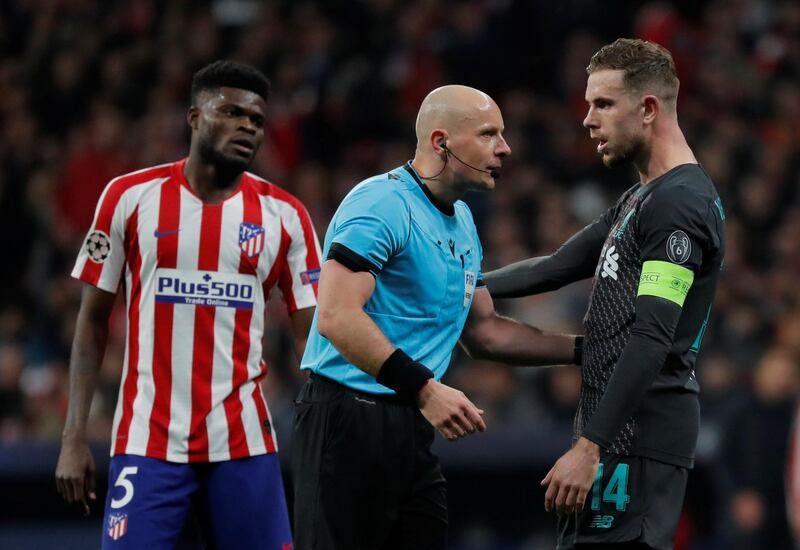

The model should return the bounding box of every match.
[476,237,485,288]
[483,215,609,298]
[277,200,323,314]
[71,178,131,294]
[637,183,707,273]
[327,183,410,275]
[483,184,640,298]
[457,201,485,288]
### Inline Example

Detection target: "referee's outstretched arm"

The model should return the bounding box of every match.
[459,287,579,366]
[317,259,486,441]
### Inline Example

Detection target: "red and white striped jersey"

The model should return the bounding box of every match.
[72,159,321,463]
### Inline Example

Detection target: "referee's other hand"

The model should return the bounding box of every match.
[417,379,486,441]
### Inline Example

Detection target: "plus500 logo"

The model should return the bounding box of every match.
[158,277,254,299]
[155,268,256,309]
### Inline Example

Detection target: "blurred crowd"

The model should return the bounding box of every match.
[1,0,799,547]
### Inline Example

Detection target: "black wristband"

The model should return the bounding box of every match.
[376,348,434,402]
[574,335,584,366]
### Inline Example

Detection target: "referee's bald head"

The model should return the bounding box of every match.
[415,85,496,150]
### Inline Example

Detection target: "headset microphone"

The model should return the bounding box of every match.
[441,144,501,179]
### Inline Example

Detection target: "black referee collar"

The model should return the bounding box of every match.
[403,162,455,216]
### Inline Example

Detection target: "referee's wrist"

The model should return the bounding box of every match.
[376,348,434,403]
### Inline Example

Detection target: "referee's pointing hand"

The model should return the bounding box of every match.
[417,379,486,441]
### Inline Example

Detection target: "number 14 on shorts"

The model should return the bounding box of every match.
[590,462,630,511]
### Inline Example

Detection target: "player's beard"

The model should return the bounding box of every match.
[198,136,251,186]
[602,134,645,169]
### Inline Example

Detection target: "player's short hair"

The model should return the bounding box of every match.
[587,38,679,106]
[191,60,271,104]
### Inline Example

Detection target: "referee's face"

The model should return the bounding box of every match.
[191,87,267,173]
[583,70,646,168]
[448,102,511,191]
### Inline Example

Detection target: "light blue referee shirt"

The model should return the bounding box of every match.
[300,162,484,394]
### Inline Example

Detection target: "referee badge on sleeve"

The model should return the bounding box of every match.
[464,271,476,308]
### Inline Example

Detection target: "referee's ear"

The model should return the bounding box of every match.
[430,129,448,157]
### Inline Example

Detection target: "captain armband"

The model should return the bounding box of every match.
[637,260,695,307]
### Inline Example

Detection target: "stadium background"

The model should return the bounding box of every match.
[0,0,798,548]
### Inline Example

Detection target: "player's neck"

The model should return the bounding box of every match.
[183,156,244,204]
[637,124,697,184]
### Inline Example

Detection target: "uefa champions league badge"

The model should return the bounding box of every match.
[107,513,129,540]
[666,230,691,264]
[85,230,112,263]
[239,223,265,257]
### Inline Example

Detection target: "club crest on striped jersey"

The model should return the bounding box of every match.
[107,513,128,540]
[239,223,265,257]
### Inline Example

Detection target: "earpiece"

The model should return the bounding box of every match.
[438,140,448,160]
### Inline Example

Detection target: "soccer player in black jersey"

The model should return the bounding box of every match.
[483,39,726,549]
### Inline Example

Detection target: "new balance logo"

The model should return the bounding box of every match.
[601,245,619,280]
[589,515,614,529]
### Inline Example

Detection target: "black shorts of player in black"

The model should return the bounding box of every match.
[291,374,447,550]
[556,452,688,549]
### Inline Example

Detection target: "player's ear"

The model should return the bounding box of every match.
[642,95,659,125]
[187,106,200,131]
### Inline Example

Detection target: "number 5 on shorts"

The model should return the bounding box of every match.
[590,463,630,512]
[110,466,139,509]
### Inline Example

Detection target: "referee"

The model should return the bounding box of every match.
[291,85,580,550]
[484,39,726,549]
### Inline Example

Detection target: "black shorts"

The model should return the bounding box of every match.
[557,452,688,550]
[290,374,447,550]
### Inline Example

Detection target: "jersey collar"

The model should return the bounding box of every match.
[402,162,455,216]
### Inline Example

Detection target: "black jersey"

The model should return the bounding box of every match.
[578,164,725,467]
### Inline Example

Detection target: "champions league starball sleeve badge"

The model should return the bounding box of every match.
[85,230,112,263]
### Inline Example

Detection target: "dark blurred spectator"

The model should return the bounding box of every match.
[0,344,25,441]
[722,348,799,549]
[55,102,134,243]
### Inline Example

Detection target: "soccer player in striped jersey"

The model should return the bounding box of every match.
[55,61,320,549]
[485,39,726,549]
